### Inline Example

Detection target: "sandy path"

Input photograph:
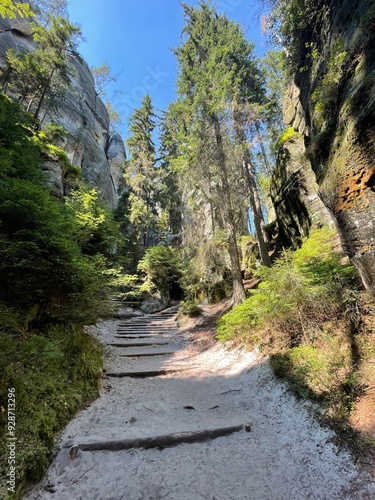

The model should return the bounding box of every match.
[25,306,375,499]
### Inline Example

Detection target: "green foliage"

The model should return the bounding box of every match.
[179,300,203,318]
[105,100,122,133]
[125,95,161,253]
[157,108,183,235]
[180,232,233,304]
[173,1,270,285]
[217,228,356,343]
[3,15,81,123]
[138,246,183,293]
[65,184,121,257]
[108,271,143,303]
[0,0,33,19]
[0,93,124,495]
[217,226,362,423]
[41,121,68,142]
[266,0,324,69]
[91,61,116,96]
[260,50,288,150]
[0,324,103,494]
[33,129,78,176]
[275,127,299,149]
[270,341,360,422]
[31,0,69,27]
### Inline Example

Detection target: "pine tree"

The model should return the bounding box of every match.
[4,15,81,124]
[125,94,158,255]
[174,1,271,303]
[158,107,182,235]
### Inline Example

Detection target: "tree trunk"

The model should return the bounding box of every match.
[255,121,272,177]
[234,116,271,266]
[33,68,55,123]
[243,159,272,267]
[212,115,246,305]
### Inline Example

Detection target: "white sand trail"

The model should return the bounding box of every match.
[24,307,375,499]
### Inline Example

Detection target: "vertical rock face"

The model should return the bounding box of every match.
[0,15,126,207]
[270,122,335,247]
[272,0,375,290]
[106,133,127,199]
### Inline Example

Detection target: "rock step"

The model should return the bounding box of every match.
[116,330,176,334]
[115,335,171,340]
[116,330,168,333]
[116,328,169,331]
[73,424,244,454]
[108,342,169,348]
[122,315,176,320]
[119,351,177,357]
[117,324,176,330]
[118,324,175,328]
[114,335,165,339]
[135,314,176,318]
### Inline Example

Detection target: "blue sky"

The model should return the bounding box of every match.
[67,0,269,138]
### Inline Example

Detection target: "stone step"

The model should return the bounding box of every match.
[118,323,175,327]
[117,329,175,332]
[108,342,169,348]
[115,335,171,340]
[116,331,175,335]
[114,335,165,339]
[119,351,177,357]
[72,424,244,454]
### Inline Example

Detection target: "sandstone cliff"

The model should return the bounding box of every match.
[271,0,375,290]
[0,14,126,207]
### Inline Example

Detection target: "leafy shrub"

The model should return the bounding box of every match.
[138,246,183,294]
[181,232,232,303]
[66,184,122,257]
[217,227,356,344]
[179,300,203,317]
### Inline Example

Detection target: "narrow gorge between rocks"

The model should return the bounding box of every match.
[0,1,375,499]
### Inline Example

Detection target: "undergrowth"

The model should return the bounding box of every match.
[216,227,370,425]
[0,323,103,499]
[179,299,203,318]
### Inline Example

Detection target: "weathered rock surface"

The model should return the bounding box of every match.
[140,290,170,314]
[271,130,334,247]
[0,16,126,207]
[106,133,126,198]
[272,0,375,290]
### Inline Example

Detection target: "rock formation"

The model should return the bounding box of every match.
[271,0,375,290]
[0,14,126,207]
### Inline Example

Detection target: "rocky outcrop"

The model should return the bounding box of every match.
[272,0,375,290]
[0,15,126,207]
[106,133,127,199]
[270,123,334,247]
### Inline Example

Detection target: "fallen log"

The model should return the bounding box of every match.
[105,367,193,378]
